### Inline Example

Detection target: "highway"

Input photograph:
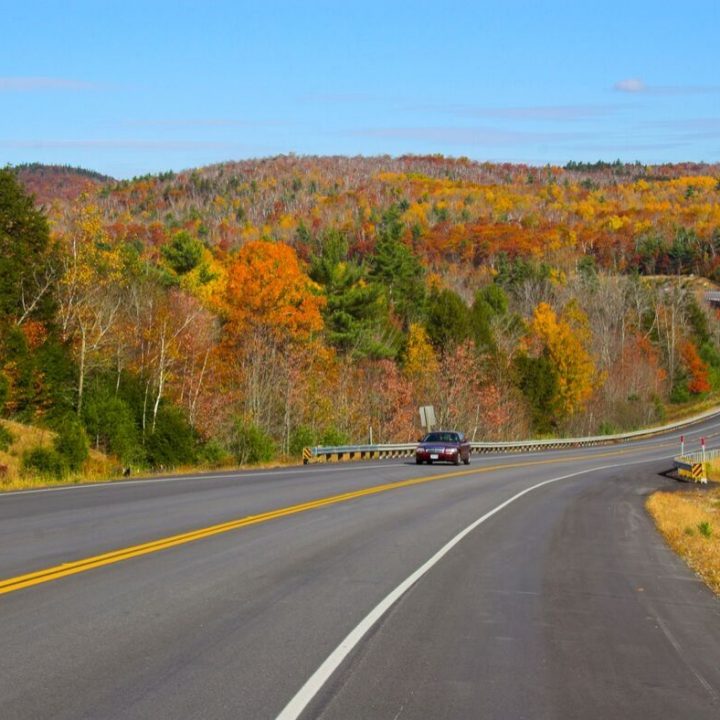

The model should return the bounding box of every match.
[1,418,719,719]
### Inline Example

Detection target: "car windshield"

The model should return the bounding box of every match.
[424,432,459,443]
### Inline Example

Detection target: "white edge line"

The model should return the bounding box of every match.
[274,458,658,720]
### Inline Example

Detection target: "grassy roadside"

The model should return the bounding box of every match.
[646,483,720,596]
[3,392,720,493]
[0,418,116,491]
[0,418,298,492]
[661,391,720,424]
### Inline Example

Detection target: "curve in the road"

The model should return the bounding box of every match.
[0,444,669,597]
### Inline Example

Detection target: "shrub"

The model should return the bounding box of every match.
[597,421,618,436]
[0,423,13,451]
[145,405,197,469]
[229,419,275,464]
[289,425,315,457]
[83,393,141,464]
[198,438,231,468]
[319,426,349,446]
[53,418,89,471]
[670,379,690,404]
[22,446,66,478]
[0,372,8,410]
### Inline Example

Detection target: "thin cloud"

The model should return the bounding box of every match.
[614,78,720,95]
[570,141,689,153]
[0,76,98,91]
[405,103,620,121]
[0,139,242,151]
[614,78,646,93]
[297,92,379,104]
[349,126,585,146]
[119,118,292,129]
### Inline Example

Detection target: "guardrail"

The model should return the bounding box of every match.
[673,456,707,483]
[303,406,720,465]
[672,447,720,484]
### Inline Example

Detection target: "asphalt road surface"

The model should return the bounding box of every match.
[1,419,719,719]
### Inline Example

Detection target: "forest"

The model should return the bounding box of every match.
[2,155,720,477]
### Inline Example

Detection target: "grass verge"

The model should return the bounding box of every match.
[0,418,116,491]
[0,418,298,492]
[646,485,720,595]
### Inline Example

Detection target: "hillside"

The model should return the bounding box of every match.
[1,156,720,473]
[38,155,720,290]
[15,163,114,206]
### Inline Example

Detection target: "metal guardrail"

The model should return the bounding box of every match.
[672,447,719,484]
[675,448,720,464]
[303,406,720,464]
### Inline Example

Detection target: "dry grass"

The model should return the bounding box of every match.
[647,486,720,595]
[705,459,720,482]
[661,392,720,423]
[0,418,117,491]
[0,419,56,483]
[0,418,299,492]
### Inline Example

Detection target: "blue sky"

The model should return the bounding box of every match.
[1,0,718,178]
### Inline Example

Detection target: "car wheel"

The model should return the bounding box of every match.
[416,457,422,464]
[453,454,460,465]
[428,459,433,464]
[463,456,470,465]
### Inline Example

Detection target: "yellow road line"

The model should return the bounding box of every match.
[0,443,670,596]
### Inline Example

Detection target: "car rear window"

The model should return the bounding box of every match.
[425,432,459,442]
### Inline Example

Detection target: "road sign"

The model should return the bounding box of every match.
[419,406,436,429]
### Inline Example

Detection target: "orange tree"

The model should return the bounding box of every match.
[221,240,326,453]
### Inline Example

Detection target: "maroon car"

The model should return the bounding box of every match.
[415,430,471,465]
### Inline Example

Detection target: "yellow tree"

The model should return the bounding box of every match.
[403,323,439,408]
[530,302,598,420]
[56,202,124,412]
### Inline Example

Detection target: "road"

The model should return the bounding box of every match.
[1,419,719,719]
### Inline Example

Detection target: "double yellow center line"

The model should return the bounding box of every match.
[0,444,667,596]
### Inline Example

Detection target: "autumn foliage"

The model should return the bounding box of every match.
[3,157,720,469]
[224,241,324,341]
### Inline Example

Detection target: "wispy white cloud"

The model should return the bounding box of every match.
[614,78,646,93]
[404,103,620,122]
[0,139,241,151]
[569,141,689,153]
[297,92,379,104]
[299,93,621,122]
[119,118,292,129]
[614,78,720,95]
[0,76,98,91]
[348,126,585,145]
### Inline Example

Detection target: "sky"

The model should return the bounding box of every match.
[1,0,719,179]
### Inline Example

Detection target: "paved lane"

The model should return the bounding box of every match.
[1,418,719,719]
[304,460,720,719]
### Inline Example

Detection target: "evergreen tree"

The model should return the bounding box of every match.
[161,231,204,275]
[310,229,396,357]
[0,168,56,325]
[424,288,471,349]
[514,352,558,434]
[369,206,426,328]
[470,285,509,352]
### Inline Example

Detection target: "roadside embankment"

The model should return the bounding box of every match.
[647,483,720,595]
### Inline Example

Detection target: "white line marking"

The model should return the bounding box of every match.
[275,458,660,720]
